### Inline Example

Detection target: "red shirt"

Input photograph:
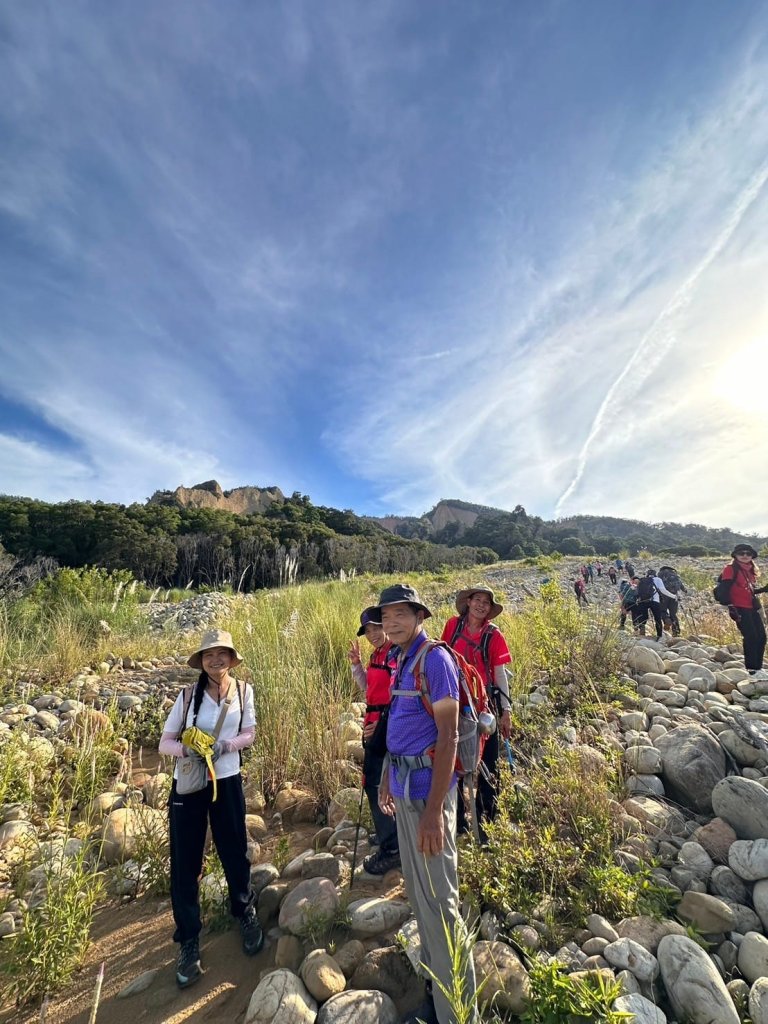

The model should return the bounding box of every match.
[441,615,511,687]
[363,641,396,730]
[721,561,758,609]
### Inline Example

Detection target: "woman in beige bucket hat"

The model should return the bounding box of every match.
[158,629,261,988]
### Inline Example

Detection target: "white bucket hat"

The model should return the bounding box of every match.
[187,629,243,670]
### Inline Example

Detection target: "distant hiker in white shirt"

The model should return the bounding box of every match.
[633,570,677,641]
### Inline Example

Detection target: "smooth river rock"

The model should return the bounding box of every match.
[712,776,768,840]
[657,934,739,1024]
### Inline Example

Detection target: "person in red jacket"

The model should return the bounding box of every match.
[721,544,768,678]
[441,586,512,837]
[347,608,400,874]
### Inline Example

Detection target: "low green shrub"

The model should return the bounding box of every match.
[521,957,631,1023]
[0,837,104,1006]
[461,751,673,937]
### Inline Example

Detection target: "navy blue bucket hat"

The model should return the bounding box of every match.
[357,607,383,636]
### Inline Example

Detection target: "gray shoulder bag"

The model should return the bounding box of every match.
[176,692,232,796]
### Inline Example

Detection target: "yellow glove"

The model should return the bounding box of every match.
[181,726,218,801]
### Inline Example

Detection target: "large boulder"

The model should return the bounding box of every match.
[350,947,413,1002]
[676,891,735,933]
[245,969,317,1024]
[300,950,346,1002]
[472,940,530,1014]
[737,932,768,985]
[712,777,768,840]
[613,993,667,1024]
[657,934,739,1024]
[626,647,665,675]
[278,878,339,936]
[622,797,685,837]
[316,990,398,1024]
[654,726,726,813]
[100,807,166,865]
[728,839,768,881]
[616,917,686,955]
[347,898,411,935]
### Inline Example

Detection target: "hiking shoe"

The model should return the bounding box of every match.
[368,832,381,846]
[176,938,201,988]
[240,903,264,956]
[363,849,401,875]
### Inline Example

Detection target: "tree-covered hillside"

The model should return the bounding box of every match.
[0,493,495,590]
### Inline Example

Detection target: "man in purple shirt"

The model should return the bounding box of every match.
[375,584,477,1024]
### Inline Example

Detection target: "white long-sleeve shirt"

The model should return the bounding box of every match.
[650,576,677,603]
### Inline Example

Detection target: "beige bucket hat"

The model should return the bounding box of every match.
[187,629,243,670]
[455,586,503,619]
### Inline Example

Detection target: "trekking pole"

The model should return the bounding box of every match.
[88,963,105,1024]
[348,778,366,890]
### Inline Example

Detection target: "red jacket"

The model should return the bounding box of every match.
[363,642,396,731]
[721,561,758,609]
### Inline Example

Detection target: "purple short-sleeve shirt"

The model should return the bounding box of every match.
[386,631,460,800]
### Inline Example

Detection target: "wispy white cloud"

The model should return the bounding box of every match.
[327,35,768,532]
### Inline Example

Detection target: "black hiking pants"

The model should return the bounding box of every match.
[736,608,767,672]
[169,774,252,944]
[660,596,681,636]
[634,600,663,639]
[363,751,399,856]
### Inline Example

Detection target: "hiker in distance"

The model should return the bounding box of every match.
[718,544,768,678]
[375,584,477,1024]
[442,586,512,836]
[633,569,678,642]
[347,607,400,874]
[158,630,262,989]
[574,575,589,606]
[657,565,688,637]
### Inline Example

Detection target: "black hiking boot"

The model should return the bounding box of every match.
[363,849,401,875]
[176,937,202,989]
[368,832,381,846]
[402,981,438,1024]
[240,902,264,956]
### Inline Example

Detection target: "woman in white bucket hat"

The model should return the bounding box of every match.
[158,629,260,988]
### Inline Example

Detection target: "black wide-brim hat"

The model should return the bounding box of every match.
[732,544,758,559]
[373,584,432,618]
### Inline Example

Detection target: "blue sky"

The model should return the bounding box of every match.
[2,1,768,532]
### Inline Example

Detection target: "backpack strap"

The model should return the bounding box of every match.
[237,680,245,766]
[176,684,195,742]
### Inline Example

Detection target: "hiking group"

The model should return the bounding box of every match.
[155,556,766,1020]
[619,566,686,640]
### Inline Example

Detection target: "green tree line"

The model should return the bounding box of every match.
[0,494,496,590]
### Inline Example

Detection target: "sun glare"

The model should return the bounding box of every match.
[710,338,767,406]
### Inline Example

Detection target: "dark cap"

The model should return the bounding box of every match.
[374,583,432,618]
[357,607,383,636]
[732,544,758,559]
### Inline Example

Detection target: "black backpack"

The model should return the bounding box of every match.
[713,567,736,606]
[658,567,682,594]
[636,576,656,602]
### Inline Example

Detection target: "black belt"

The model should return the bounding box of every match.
[365,703,389,713]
